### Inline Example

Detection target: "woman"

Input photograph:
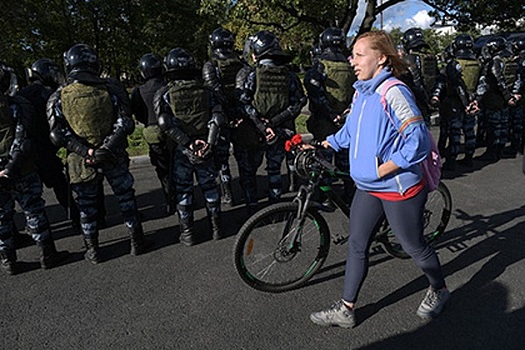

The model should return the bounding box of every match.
[310,31,449,328]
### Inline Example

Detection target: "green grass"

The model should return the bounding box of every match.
[295,114,309,134]
[127,125,150,157]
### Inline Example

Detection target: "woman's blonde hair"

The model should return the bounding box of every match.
[355,30,407,77]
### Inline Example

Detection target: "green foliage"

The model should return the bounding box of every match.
[1,0,521,86]
[295,114,309,134]
[127,125,150,157]
[423,0,524,33]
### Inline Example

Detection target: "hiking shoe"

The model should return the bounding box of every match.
[417,288,450,319]
[310,300,356,328]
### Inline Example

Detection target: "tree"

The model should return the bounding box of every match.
[199,0,422,65]
[1,0,212,85]
[422,0,524,32]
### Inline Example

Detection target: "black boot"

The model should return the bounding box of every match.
[84,237,100,264]
[129,225,150,256]
[457,154,473,167]
[220,181,233,207]
[39,239,70,269]
[13,225,33,249]
[477,147,500,162]
[442,157,456,171]
[0,249,17,275]
[502,144,518,159]
[207,202,222,240]
[177,205,194,246]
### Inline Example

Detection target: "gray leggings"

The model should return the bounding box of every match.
[343,188,446,303]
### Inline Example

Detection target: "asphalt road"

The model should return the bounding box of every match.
[2,128,525,350]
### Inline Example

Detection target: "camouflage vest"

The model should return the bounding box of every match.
[0,95,14,161]
[502,56,518,90]
[456,58,481,94]
[417,52,438,94]
[319,59,356,114]
[60,82,115,147]
[168,80,210,138]
[253,65,290,118]
[216,58,244,107]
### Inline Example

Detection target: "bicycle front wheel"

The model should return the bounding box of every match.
[233,202,331,293]
[381,181,452,259]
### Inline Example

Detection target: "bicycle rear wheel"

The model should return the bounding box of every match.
[233,202,331,293]
[381,181,452,259]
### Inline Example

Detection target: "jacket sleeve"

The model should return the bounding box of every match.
[4,100,34,178]
[446,60,470,107]
[237,69,267,135]
[101,83,135,153]
[492,57,513,102]
[202,61,227,107]
[385,85,430,169]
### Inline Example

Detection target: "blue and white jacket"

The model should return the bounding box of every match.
[327,68,430,194]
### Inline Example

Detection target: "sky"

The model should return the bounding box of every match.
[349,0,437,35]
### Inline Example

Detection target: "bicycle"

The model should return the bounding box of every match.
[232,141,452,293]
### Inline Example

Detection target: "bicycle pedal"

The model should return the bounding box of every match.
[333,234,347,245]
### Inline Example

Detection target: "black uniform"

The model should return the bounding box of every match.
[131,75,176,212]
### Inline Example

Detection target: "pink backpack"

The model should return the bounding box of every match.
[379,79,442,191]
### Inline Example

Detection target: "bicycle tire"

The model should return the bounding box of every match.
[233,202,331,293]
[380,181,452,259]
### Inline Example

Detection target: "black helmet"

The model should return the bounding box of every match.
[319,27,345,50]
[27,58,65,88]
[63,43,100,75]
[452,34,475,59]
[164,48,199,79]
[139,53,162,80]
[402,28,429,51]
[0,61,18,95]
[164,48,196,71]
[210,27,235,51]
[485,36,506,56]
[311,43,322,58]
[250,30,283,58]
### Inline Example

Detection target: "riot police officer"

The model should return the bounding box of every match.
[0,61,69,275]
[155,47,225,245]
[17,59,82,226]
[130,53,176,214]
[47,44,149,264]
[475,36,518,162]
[304,27,355,199]
[401,27,439,125]
[202,27,245,206]
[236,30,306,210]
[431,34,481,169]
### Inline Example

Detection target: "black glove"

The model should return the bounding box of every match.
[182,147,204,165]
[85,147,116,167]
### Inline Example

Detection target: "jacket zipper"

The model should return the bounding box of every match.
[354,100,367,159]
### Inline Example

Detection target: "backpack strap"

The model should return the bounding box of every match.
[379,78,423,137]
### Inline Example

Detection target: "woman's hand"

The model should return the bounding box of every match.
[321,140,332,149]
[377,160,399,179]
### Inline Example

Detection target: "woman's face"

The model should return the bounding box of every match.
[350,38,386,81]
